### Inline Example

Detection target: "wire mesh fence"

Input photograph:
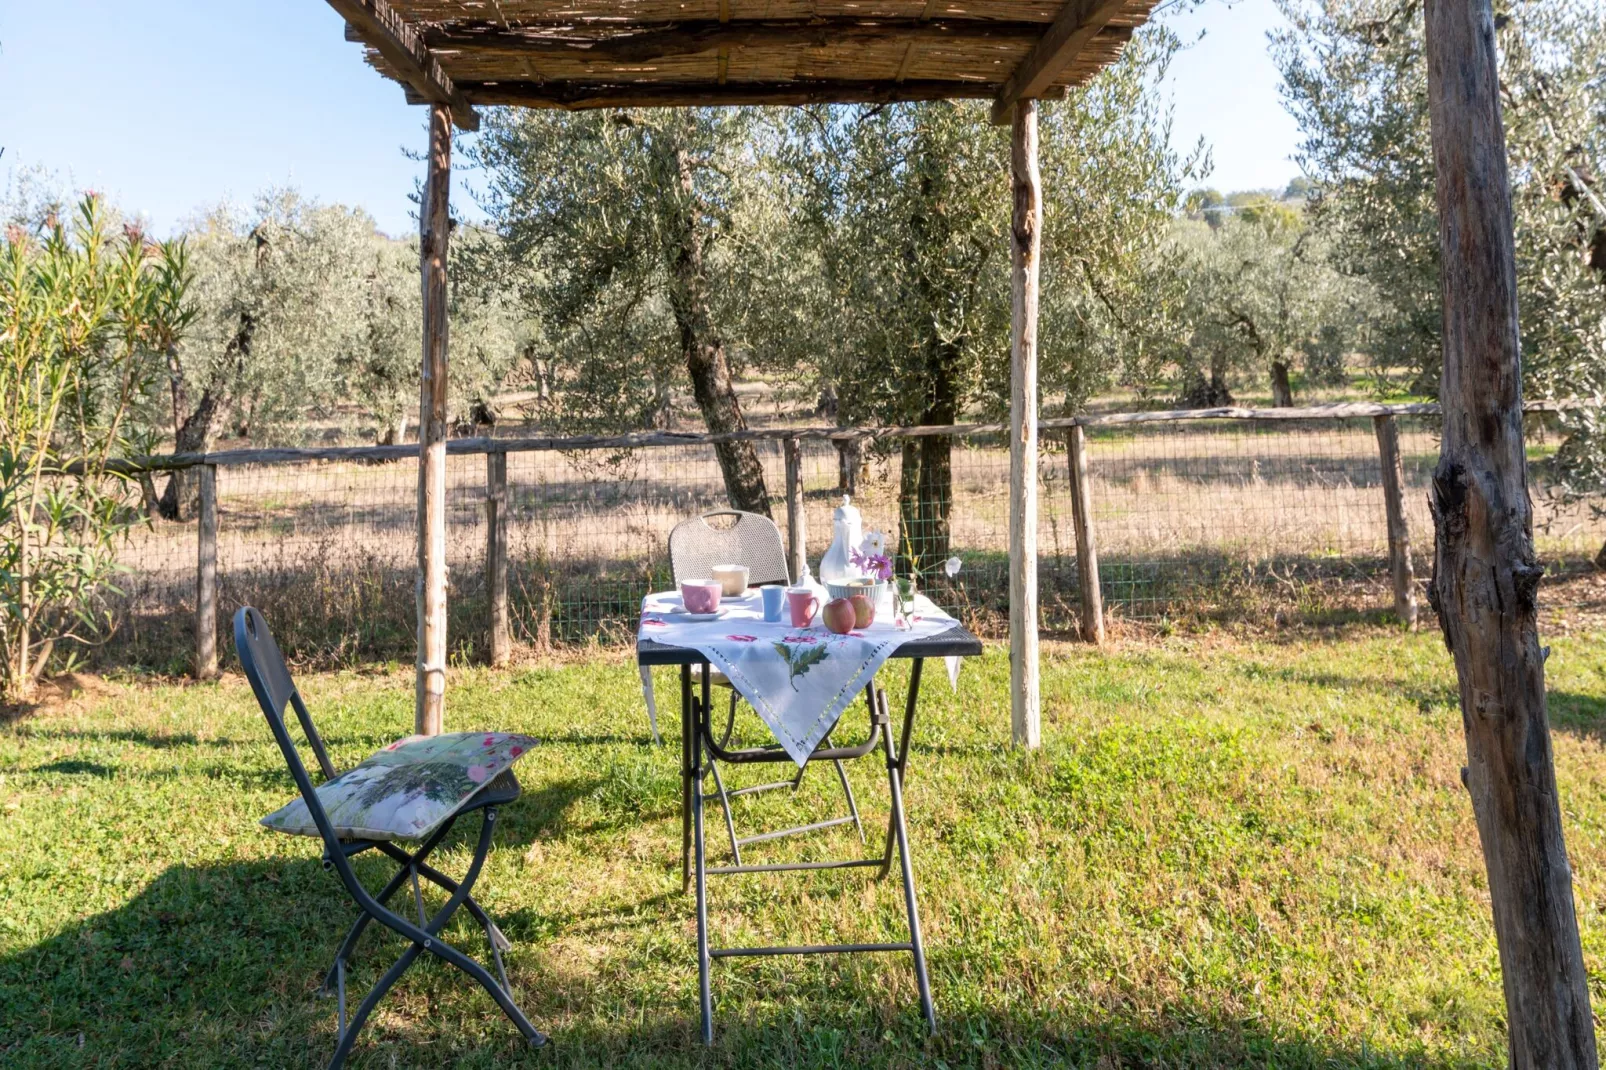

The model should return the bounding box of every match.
[97,408,1604,671]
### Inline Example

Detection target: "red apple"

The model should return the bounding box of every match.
[821,597,857,635]
[849,593,875,628]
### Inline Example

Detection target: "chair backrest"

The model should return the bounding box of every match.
[668,510,791,587]
[235,607,342,835]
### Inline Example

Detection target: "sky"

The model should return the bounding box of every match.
[0,0,1302,238]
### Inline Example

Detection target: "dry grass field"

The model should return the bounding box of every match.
[99,414,1602,671]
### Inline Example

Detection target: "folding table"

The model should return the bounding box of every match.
[637,624,982,1044]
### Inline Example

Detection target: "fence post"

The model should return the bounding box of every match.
[784,435,806,581]
[194,464,218,680]
[1371,413,1418,629]
[1066,425,1105,644]
[486,451,510,667]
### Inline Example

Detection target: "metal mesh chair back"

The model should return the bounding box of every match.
[235,606,339,794]
[668,510,790,587]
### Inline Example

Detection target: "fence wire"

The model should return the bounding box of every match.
[98,412,1604,669]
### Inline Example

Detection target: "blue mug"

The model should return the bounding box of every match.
[760,585,785,623]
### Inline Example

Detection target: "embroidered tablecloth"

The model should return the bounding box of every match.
[638,588,961,765]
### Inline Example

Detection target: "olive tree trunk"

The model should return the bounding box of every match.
[667,148,770,518]
[1423,1,1597,1065]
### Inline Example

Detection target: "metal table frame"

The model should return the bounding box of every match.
[637,626,982,1045]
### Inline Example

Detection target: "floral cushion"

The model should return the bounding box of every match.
[261,731,537,842]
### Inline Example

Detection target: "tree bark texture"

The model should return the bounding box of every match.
[894,337,958,576]
[667,146,771,518]
[415,103,451,737]
[835,435,863,496]
[1270,360,1294,408]
[1008,100,1042,750]
[1424,1,1597,1065]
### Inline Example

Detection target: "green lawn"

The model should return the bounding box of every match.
[4,630,1606,1068]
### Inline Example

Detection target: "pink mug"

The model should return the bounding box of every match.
[680,579,722,615]
[786,587,820,627]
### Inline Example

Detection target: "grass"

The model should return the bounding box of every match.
[4,627,1606,1067]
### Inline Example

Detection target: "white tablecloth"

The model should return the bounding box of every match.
[638,588,962,765]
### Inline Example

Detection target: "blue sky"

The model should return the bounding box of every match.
[0,0,1301,238]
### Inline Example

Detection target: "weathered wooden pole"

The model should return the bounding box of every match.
[1424,1,1597,1065]
[783,435,806,581]
[1008,99,1042,749]
[416,103,451,736]
[1372,413,1418,629]
[194,464,218,680]
[1066,426,1104,644]
[485,450,510,668]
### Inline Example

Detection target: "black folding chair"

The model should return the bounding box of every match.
[235,607,546,1069]
[666,510,864,865]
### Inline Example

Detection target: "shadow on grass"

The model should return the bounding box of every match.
[0,856,1489,1070]
[1549,689,1606,744]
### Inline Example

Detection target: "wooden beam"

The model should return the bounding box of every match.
[486,451,510,668]
[1423,0,1597,1064]
[82,400,1585,476]
[1066,426,1104,644]
[784,436,806,582]
[991,0,1130,123]
[1008,99,1042,749]
[423,20,1126,60]
[416,103,452,737]
[194,464,219,680]
[461,79,1067,111]
[1371,413,1417,629]
[327,0,480,131]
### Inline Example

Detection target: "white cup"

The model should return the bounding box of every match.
[711,563,750,597]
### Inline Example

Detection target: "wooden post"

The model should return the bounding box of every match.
[486,451,509,668]
[1066,426,1104,644]
[1424,1,1597,1065]
[783,435,806,581]
[1372,414,1418,629]
[416,103,451,737]
[1008,100,1041,749]
[194,464,218,680]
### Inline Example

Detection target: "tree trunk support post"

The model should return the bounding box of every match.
[194,464,219,680]
[486,451,510,668]
[416,103,451,737]
[1008,99,1042,749]
[783,435,806,581]
[1371,414,1417,629]
[1066,426,1104,644]
[1424,1,1597,1065]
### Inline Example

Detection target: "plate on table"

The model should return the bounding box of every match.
[666,606,728,622]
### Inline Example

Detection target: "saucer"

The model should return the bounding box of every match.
[667,607,728,622]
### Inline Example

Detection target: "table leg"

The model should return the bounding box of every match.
[881,658,923,879]
[695,663,714,1044]
[881,662,935,1031]
[681,663,692,894]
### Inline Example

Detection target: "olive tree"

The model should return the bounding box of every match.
[778,29,1196,570]
[1275,0,1606,402]
[1171,207,1369,406]
[470,107,778,516]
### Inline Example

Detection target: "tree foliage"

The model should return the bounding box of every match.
[1274,0,1606,406]
[0,197,192,698]
[470,107,780,514]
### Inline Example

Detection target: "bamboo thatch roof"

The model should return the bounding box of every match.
[326,0,1162,129]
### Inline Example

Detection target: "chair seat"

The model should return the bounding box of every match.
[262,732,537,842]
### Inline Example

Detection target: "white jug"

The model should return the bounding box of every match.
[819,495,863,586]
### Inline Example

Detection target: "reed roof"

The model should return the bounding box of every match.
[326,0,1162,129]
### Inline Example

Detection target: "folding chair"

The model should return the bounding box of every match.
[666,510,864,865]
[235,607,546,1069]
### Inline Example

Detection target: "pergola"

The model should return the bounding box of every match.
[318,3,1597,1059]
[324,0,1165,747]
